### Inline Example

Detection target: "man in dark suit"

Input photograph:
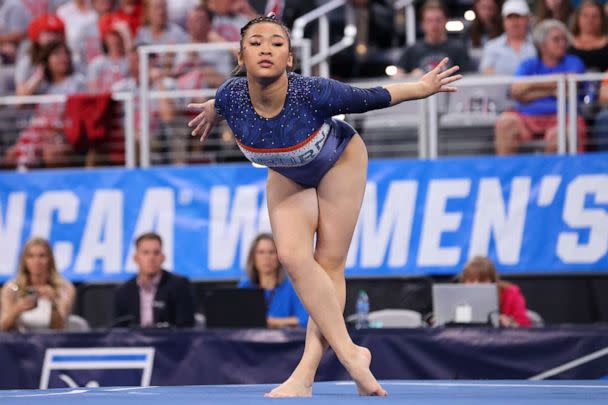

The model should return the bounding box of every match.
[114,232,195,328]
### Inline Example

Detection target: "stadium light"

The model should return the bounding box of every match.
[385,65,398,76]
[446,20,465,32]
[464,10,476,21]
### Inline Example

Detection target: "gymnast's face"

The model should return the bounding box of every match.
[239,22,293,81]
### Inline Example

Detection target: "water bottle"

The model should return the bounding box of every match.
[581,79,599,118]
[355,290,370,329]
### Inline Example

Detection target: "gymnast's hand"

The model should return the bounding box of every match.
[419,57,462,98]
[187,100,222,143]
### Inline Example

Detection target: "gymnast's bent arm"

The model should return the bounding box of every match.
[187,99,223,143]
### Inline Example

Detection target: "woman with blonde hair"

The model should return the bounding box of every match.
[0,237,75,331]
[460,256,531,327]
[239,233,308,328]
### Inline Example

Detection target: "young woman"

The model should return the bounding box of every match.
[0,237,76,332]
[239,233,308,328]
[188,14,461,397]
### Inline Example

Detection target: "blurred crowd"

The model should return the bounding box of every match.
[0,0,607,169]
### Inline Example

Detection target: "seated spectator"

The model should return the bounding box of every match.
[114,232,195,328]
[135,0,188,47]
[112,45,179,164]
[166,0,199,29]
[0,237,76,332]
[397,0,474,76]
[591,75,608,150]
[88,12,131,93]
[57,0,98,62]
[6,41,86,168]
[0,0,66,63]
[569,0,608,72]
[115,0,144,37]
[534,0,572,25]
[174,5,233,85]
[460,256,531,327]
[15,14,66,97]
[467,0,503,49]
[207,0,258,42]
[480,0,536,75]
[238,233,308,328]
[494,19,586,154]
[64,0,115,71]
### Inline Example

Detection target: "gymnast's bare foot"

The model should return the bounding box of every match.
[264,376,313,397]
[343,345,388,396]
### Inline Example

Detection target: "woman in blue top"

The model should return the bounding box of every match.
[238,233,308,328]
[188,13,461,397]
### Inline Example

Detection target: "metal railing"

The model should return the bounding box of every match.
[394,0,417,47]
[0,92,135,168]
[292,0,356,77]
[0,72,605,170]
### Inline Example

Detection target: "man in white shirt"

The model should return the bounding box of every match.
[479,0,537,75]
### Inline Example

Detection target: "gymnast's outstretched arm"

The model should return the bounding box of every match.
[384,57,461,105]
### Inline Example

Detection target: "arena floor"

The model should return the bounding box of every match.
[1,380,607,404]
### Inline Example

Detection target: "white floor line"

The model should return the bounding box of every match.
[8,389,89,398]
[529,347,608,381]
[335,381,608,389]
[104,386,158,392]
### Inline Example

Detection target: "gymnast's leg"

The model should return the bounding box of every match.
[266,134,386,397]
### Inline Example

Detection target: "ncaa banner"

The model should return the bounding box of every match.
[0,154,607,282]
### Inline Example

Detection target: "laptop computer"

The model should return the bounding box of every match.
[432,284,499,326]
[202,288,268,328]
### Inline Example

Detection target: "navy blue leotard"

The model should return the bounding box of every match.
[215,73,391,187]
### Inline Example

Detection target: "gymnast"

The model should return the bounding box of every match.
[188,13,462,397]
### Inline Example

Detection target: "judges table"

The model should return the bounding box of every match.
[1,326,607,389]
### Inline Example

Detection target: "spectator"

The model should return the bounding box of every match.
[114,232,195,328]
[15,14,66,97]
[88,12,131,93]
[57,0,98,60]
[494,19,586,154]
[112,45,178,164]
[0,0,68,63]
[480,0,537,75]
[238,233,308,328]
[569,0,608,72]
[166,0,199,29]
[535,0,572,25]
[460,256,531,327]
[0,237,76,332]
[467,0,503,49]
[70,0,116,71]
[6,41,86,168]
[115,0,143,37]
[207,0,258,42]
[175,5,233,86]
[591,76,608,150]
[135,0,189,47]
[397,0,473,76]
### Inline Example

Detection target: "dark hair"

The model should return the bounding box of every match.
[468,0,503,48]
[40,41,73,82]
[245,233,285,286]
[571,0,606,37]
[420,0,448,19]
[239,13,292,52]
[536,0,571,24]
[135,232,163,249]
[233,13,293,76]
